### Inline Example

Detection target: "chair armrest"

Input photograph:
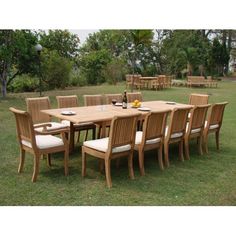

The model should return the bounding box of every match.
[34,123,52,131]
[35,127,69,135]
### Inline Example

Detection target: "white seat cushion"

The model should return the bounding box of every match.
[22,135,64,149]
[165,126,183,139]
[83,137,131,153]
[186,122,201,134]
[205,121,219,130]
[61,120,94,127]
[135,131,161,145]
[34,122,68,132]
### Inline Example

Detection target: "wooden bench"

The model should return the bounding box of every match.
[187,76,217,88]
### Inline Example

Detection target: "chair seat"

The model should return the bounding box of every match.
[61,120,95,128]
[165,126,183,138]
[83,138,131,153]
[34,122,68,132]
[135,131,161,145]
[186,123,201,134]
[22,135,64,149]
[205,121,219,130]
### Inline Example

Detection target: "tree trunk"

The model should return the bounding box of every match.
[1,76,7,98]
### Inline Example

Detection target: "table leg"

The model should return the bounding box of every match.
[69,122,75,153]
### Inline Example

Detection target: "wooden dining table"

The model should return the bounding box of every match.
[41,100,193,152]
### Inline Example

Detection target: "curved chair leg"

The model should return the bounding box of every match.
[18,149,25,173]
[184,139,190,160]
[32,154,40,182]
[104,159,112,188]
[128,152,135,179]
[47,154,52,167]
[92,127,96,140]
[178,140,184,162]
[77,131,81,143]
[158,145,164,170]
[164,142,170,167]
[204,134,209,154]
[198,136,203,155]
[64,149,69,176]
[215,131,220,150]
[84,130,88,142]
[138,149,145,176]
[82,149,86,177]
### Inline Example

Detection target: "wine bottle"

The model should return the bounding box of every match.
[122,90,127,109]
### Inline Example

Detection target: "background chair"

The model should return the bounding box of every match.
[134,110,170,175]
[82,114,139,188]
[83,95,103,106]
[184,104,210,160]
[164,107,192,167]
[203,102,228,153]
[104,94,123,104]
[26,97,67,132]
[56,95,96,148]
[9,107,69,182]
[127,92,143,103]
[189,93,209,106]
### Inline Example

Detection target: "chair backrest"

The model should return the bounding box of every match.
[167,107,192,139]
[187,104,211,134]
[206,102,228,128]
[9,107,36,149]
[189,93,209,106]
[56,95,78,108]
[127,92,143,103]
[104,94,123,104]
[83,95,103,106]
[142,110,170,144]
[107,114,140,154]
[26,97,51,124]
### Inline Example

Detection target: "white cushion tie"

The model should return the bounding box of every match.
[165,126,183,138]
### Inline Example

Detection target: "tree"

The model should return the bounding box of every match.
[39,30,80,60]
[0,30,37,97]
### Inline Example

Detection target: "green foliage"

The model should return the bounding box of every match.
[79,49,111,84]
[8,74,39,92]
[41,50,72,89]
[39,30,80,59]
[69,68,88,86]
[102,57,128,84]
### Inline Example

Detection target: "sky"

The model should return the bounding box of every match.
[69,29,98,44]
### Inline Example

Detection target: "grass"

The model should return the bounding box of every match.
[0,81,236,206]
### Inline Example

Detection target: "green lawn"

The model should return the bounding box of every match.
[0,81,236,206]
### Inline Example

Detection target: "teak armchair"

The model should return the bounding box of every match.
[203,102,228,153]
[10,107,69,182]
[56,95,96,149]
[134,110,170,175]
[104,94,123,104]
[189,93,209,106]
[26,97,68,132]
[184,104,210,160]
[127,92,143,103]
[164,107,192,167]
[82,114,140,188]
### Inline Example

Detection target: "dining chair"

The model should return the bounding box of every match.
[164,107,192,167]
[127,92,143,103]
[104,93,123,104]
[84,94,109,138]
[158,75,166,89]
[189,93,209,105]
[82,114,140,188]
[25,97,68,132]
[9,107,69,182]
[83,95,103,106]
[184,104,211,160]
[203,102,228,153]
[134,110,170,175]
[56,95,96,146]
[125,74,133,89]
